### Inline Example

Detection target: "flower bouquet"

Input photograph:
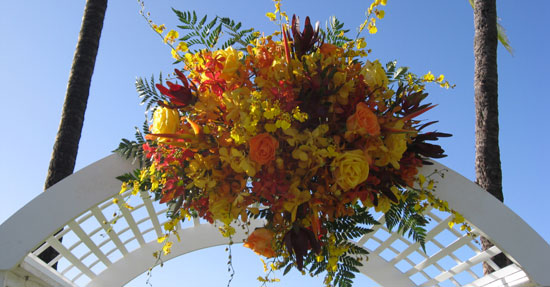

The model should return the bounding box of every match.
[117,1,460,285]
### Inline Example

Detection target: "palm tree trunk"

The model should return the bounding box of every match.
[473,0,510,274]
[38,0,108,266]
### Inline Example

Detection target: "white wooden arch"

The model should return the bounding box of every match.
[1,154,549,287]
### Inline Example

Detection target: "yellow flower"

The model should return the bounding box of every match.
[209,196,233,225]
[164,30,179,44]
[171,42,189,59]
[162,241,173,255]
[332,150,370,191]
[364,60,388,87]
[176,41,188,52]
[218,47,243,80]
[375,196,392,213]
[283,181,311,222]
[152,24,166,34]
[368,19,378,34]
[384,133,407,169]
[266,12,277,21]
[275,119,291,130]
[356,38,367,49]
[151,107,180,142]
[119,182,128,194]
[423,71,435,82]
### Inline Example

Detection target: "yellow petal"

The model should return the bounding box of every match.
[266,12,276,21]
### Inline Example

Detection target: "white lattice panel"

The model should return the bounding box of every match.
[1,154,548,287]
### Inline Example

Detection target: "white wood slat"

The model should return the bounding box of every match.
[91,207,128,255]
[113,194,146,245]
[420,246,500,287]
[464,264,524,287]
[485,259,500,273]
[374,230,401,254]
[356,214,387,246]
[48,254,62,268]
[391,216,453,264]
[140,191,163,237]
[46,237,95,279]
[426,210,482,279]
[32,243,50,256]
[21,254,78,287]
[67,221,112,266]
[443,224,486,271]
[75,212,93,225]
[406,234,472,277]
[428,236,474,281]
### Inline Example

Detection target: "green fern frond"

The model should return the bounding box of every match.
[321,16,352,47]
[384,191,429,251]
[136,73,164,114]
[171,9,257,52]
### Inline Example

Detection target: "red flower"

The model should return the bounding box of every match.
[291,15,320,59]
[156,69,196,107]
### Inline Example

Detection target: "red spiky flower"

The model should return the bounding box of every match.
[155,69,196,107]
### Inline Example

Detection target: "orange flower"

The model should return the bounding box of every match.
[320,43,340,55]
[346,102,380,136]
[243,228,276,258]
[249,133,279,165]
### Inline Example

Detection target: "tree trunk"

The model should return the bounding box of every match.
[473,0,510,274]
[38,0,108,266]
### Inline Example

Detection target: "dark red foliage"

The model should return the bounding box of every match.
[291,15,320,59]
[156,69,196,107]
[283,226,321,270]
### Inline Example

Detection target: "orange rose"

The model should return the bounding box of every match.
[243,228,276,258]
[249,133,279,165]
[346,102,380,136]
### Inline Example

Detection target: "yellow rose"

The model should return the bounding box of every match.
[151,107,180,142]
[332,150,370,191]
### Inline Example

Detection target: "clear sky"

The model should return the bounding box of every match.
[1,0,549,286]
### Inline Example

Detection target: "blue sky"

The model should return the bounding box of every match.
[1,0,549,286]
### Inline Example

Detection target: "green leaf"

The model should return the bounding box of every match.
[283,262,293,275]
[468,0,513,55]
[497,21,513,55]
[321,16,351,47]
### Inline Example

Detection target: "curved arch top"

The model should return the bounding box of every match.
[423,161,550,286]
[1,154,549,287]
[0,154,138,271]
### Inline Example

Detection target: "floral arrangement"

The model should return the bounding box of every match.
[117,1,464,286]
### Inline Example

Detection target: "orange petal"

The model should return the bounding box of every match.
[186,117,201,135]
